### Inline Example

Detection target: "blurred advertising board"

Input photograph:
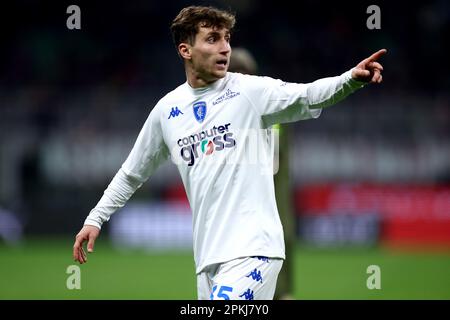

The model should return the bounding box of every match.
[109,201,192,250]
[296,184,450,247]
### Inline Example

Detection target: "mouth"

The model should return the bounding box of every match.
[215,59,228,69]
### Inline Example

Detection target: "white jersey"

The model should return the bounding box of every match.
[84,70,365,273]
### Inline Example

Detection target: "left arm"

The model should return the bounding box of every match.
[307,48,387,110]
[239,49,387,127]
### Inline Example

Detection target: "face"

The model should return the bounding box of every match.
[183,26,232,85]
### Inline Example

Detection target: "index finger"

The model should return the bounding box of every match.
[73,237,83,261]
[367,49,387,62]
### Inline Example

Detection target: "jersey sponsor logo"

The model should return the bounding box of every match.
[193,101,207,123]
[168,107,183,119]
[212,88,240,106]
[177,123,236,166]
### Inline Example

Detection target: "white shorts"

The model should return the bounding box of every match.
[197,256,283,300]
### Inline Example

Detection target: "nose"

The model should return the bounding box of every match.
[220,39,231,54]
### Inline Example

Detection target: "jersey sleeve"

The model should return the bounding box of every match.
[121,104,170,181]
[239,69,366,127]
[84,105,170,229]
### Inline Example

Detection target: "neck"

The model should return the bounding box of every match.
[185,64,218,89]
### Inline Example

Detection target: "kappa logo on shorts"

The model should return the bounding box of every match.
[239,289,254,300]
[255,256,270,263]
[246,268,263,283]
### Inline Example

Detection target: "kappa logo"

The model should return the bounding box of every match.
[239,289,254,300]
[168,107,183,119]
[193,101,207,123]
[246,268,263,283]
[255,256,270,263]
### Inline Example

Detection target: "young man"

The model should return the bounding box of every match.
[73,6,386,300]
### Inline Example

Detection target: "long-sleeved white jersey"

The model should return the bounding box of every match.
[84,70,365,273]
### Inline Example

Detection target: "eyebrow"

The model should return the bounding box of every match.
[205,30,231,38]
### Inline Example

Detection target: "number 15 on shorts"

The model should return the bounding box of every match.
[210,285,233,300]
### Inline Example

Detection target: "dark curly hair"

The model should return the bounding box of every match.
[170,6,236,47]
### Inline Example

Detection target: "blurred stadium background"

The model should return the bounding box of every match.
[0,0,449,299]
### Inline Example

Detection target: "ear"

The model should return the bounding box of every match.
[178,43,191,60]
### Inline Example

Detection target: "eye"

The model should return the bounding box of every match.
[207,36,216,43]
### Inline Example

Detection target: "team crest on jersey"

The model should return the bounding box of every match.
[193,101,207,123]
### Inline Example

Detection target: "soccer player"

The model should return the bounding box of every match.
[73,6,386,300]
